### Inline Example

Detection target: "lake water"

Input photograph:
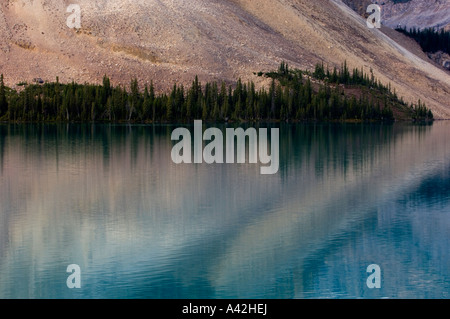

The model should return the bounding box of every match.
[0,122,449,299]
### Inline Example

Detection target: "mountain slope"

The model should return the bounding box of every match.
[343,0,450,30]
[379,0,450,30]
[0,0,449,118]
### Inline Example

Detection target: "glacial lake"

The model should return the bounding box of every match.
[0,122,449,299]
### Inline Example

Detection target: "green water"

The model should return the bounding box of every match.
[0,123,448,298]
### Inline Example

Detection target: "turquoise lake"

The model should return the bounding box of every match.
[0,123,449,298]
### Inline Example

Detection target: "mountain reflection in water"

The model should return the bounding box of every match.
[0,123,448,299]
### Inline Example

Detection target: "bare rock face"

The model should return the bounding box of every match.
[444,60,450,70]
[375,0,450,30]
[342,0,373,17]
[343,0,450,30]
[428,51,450,70]
[0,0,449,118]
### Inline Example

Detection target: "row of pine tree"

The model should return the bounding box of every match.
[395,27,450,55]
[0,62,433,123]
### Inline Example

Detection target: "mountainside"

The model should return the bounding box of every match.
[378,0,450,30]
[0,0,449,118]
[343,0,450,30]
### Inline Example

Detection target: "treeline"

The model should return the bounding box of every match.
[395,27,450,55]
[0,61,433,123]
[264,61,432,122]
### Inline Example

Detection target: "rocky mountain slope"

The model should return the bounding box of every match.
[343,0,450,30]
[378,0,450,30]
[0,0,449,118]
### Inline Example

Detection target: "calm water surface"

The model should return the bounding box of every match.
[0,123,449,299]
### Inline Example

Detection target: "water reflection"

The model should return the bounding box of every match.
[0,123,448,298]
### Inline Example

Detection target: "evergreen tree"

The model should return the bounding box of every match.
[129,78,140,120]
[212,100,220,121]
[0,61,433,123]
[166,93,173,121]
[0,74,7,117]
[149,81,155,122]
